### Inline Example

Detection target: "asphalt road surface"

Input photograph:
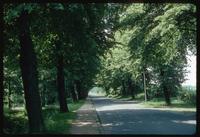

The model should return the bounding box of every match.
[89,94,196,135]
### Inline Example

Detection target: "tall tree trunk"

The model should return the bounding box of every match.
[105,87,109,95]
[70,81,78,102]
[163,84,171,105]
[75,80,84,100]
[1,6,4,133]
[56,41,69,112]
[41,82,46,107]
[160,68,171,105]
[121,80,126,96]
[83,88,88,99]
[8,78,12,109]
[128,77,135,99]
[18,11,44,133]
[65,80,70,98]
[143,72,147,102]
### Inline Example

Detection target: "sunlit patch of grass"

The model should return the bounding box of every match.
[135,93,145,101]
[3,107,28,134]
[139,97,196,112]
[107,94,116,98]
[113,95,132,100]
[43,100,85,134]
[109,93,142,101]
[107,92,196,112]
[108,93,144,101]
[68,100,85,112]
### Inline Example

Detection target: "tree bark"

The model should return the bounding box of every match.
[18,11,44,133]
[160,69,171,105]
[41,82,46,107]
[8,78,12,109]
[70,81,78,102]
[128,77,135,99]
[75,80,84,100]
[163,84,171,105]
[121,80,126,96]
[65,80,70,98]
[83,88,88,99]
[56,41,69,112]
[143,72,147,102]
[1,3,4,134]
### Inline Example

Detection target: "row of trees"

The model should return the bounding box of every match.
[95,3,196,105]
[3,3,123,133]
[2,3,196,133]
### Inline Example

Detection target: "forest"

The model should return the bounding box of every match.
[2,3,196,134]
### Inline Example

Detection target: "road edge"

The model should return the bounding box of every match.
[88,95,104,134]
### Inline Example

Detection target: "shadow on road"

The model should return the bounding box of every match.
[89,95,196,135]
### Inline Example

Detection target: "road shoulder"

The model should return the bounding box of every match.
[69,97,102,134]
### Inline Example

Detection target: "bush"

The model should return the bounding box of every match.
[135,93,144,100]
[177,86,196,104]
[145,85,163,100]
[3,108,28,134]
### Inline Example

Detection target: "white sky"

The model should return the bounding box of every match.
[182,55,196,86]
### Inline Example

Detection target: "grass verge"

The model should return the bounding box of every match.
[139,98,196,112]
[3,100,85,134]
[108,93,196,112]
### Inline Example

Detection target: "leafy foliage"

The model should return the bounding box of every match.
[3,3,196,133]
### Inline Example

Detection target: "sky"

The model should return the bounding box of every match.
[182,55,196,86]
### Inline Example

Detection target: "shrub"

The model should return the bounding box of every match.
[177,86,196,104]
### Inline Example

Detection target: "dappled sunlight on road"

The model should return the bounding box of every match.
[172,120,196,125]
[102,123,113,126]
[91,95,196,113]
[97,104,142,111]
[97,103,196,113]
[71,121,94,127]
[90,94,196,134]
[69,98,101,134]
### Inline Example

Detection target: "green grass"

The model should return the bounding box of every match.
[3,107,28,134]
[3,100,85,134]
[140,98,196,110]
[108,93,196,112]
[109,94,133,100]
[108,93,143,101]
[44,100,85,134]
[44,111,76,134]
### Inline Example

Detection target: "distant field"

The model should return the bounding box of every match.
[182,85,196,91]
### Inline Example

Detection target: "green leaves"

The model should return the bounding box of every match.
[4,3,196,111]
[47,3,64,11]
[4,4,39,24]
[95,3,196,103]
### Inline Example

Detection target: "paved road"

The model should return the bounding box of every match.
[89,94,196,135]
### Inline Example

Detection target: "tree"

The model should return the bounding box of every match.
[4,4,45,132]
[0,45,3,134]
[17,10,44,132]
[55,40,68,112]
[96,3,196,105]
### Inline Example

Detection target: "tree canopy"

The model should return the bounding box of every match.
[3,3,196,133]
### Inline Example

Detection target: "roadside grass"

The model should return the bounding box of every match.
[108,94,132,100]
[3,107,28,134]
[3,100,85,134]
[140,98,196,111]
[108,93,196,112]
[44,100,85,134]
